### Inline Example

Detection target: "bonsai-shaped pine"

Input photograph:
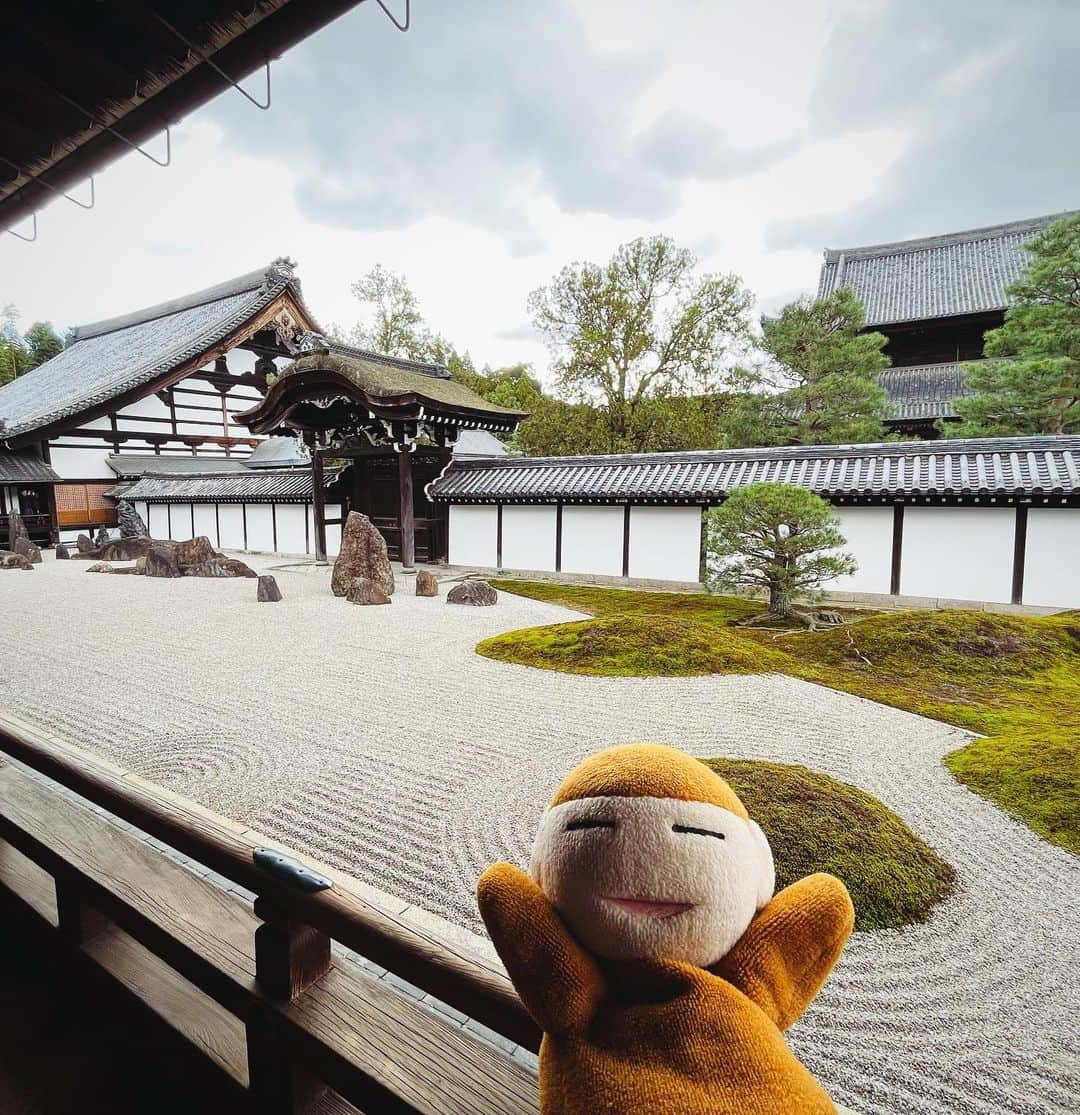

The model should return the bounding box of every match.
[705,482,856,626]
[944,213,1080,437]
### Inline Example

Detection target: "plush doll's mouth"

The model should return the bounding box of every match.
[605,897,694,919]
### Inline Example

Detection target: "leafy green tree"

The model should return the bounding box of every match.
[705,483,856,621]
[726,289,891,448]
[22,321,64,369]
[528,236,753,454]
[332,263,431,360]
[944,215,1080,437]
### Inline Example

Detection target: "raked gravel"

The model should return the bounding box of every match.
[0,555,1077,1114]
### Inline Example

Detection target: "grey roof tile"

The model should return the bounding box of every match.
[120,467,340,503]
[817,211,1079,326]
[106,454,254,479]
[429,436,1080,503]
[0,449,61,484]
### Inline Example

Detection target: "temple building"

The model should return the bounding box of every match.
[817,210,1080,437]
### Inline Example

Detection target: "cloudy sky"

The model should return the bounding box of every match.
[3,0,1077,382]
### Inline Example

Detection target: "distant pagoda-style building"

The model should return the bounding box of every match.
[817,210,1079,438]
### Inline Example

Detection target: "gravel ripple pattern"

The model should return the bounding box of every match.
[1,558,1077,1114]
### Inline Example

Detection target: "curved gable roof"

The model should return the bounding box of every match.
[0,258,312,443]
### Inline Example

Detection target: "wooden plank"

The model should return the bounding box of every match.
[280,965,539,1115]
[0,714,539,1051]
[84,925,250,1088]
[0,836,57,925]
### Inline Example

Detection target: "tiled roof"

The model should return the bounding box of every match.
[817,211,1079,326]
[0,449,61,484]
[881,362,975,421]
[0,258,310,440]
[105,454,254,480]
[428,436,1080,504]
[120,467,341,504]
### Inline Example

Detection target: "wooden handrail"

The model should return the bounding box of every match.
[0,713,541,1052]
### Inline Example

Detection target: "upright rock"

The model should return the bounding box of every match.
[415,569,439,597]
[117,499,150,539]
[332,512,395,598]
[13,536,42,564]
[257,574,283,602]
[55,543,71,559]
[346,577,391,605]
[174,535,216,567]
[94,527,111,547]
[76,533,94,553]
[7,511,29,544]
[447,580,498,607]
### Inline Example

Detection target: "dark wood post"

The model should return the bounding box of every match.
[890,504,905,596]
[1011,504,1029,605]
[398,449,415,570]
[247,896,332,1114]
[312,449,328,565]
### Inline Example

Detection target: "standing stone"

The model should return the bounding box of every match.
[7,511,29,544]
[174,535,216,567]
[76,533,93,553]
[13,536,42,564]
[415,569,439,597]
[332,512,395,598]
[55,543,71,559]
[257,574,283,602]
[144,544,181,578]
[85,561,112,573]
[346,577,391,605]
[0,552,33,570]
[446,580,498,607]
[117,499,150,539]
[94,527,110,547]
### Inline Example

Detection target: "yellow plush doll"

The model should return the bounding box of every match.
[477,743,854,1115]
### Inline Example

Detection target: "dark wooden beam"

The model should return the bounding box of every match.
[1011,504,1029,605]
[890,504,905,595]
[622,505,632,578]
[312,451,328,565]
[496,504,503,570]
[555,502,562,573]
[398,450,416,571]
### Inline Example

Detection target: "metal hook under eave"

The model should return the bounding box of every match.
[7,213,38,242]
[375,0,411,32]
[149,11,271,110]
[0,158,96,211]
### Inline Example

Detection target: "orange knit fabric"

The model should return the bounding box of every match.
[478,864,854,1115]
[549,743,749,819]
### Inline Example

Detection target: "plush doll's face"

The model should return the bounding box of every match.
[531,793,775,968]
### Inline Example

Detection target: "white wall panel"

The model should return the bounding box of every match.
[217,504,245,550]
[245,504,275,551]
[117,394,171,419]
[901,507,1014,603]
[193,504,218,547]
[1023,508,1080,607]
[275,504,308,555]
[135,502,150,532]
[148,503,170,539]
[828,507,894,594]
[48,444,112,479]
[561,506,624,577]
[628,506,701,582]
[501,505,557,572]
[325,504,342,557]
[449,505,498,567]
[170,503,194,541]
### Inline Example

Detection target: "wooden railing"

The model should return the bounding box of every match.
[0,713,540,1114]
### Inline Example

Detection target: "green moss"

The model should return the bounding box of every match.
[486,581,1080,854]
[703,758,955,931]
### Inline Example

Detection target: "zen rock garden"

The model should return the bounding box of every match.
[75,535,257,579]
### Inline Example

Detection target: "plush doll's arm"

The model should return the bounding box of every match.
[711,873,854,1031]
[477,862,604,1035]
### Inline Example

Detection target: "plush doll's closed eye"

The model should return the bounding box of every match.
[477,743,854,1115]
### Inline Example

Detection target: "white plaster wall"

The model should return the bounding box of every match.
[901,507,1015,603]
[1023,508,1080,608]
[48,443,112,479]
[561,506,624,577]
[326,503,342,557]
[449,505,498,567]
[217,504,245,550]
[275,504,308,555]
[147,503,170,539]
[245,504,275,552]
[134,502,150,532]
[170,503,194,541]
[193,504,218,547]
[828,507,894,594]
[117,394,171,420]
[628,506,701,582]
[501,505,557,572]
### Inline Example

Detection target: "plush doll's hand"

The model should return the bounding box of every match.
[477,862,605,1035]
[710,873,854,1030]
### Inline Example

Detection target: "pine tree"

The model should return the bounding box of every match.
[944,214,1080,437]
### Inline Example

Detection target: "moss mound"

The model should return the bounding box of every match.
[478,614,789,677]
[704,758,956,931]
